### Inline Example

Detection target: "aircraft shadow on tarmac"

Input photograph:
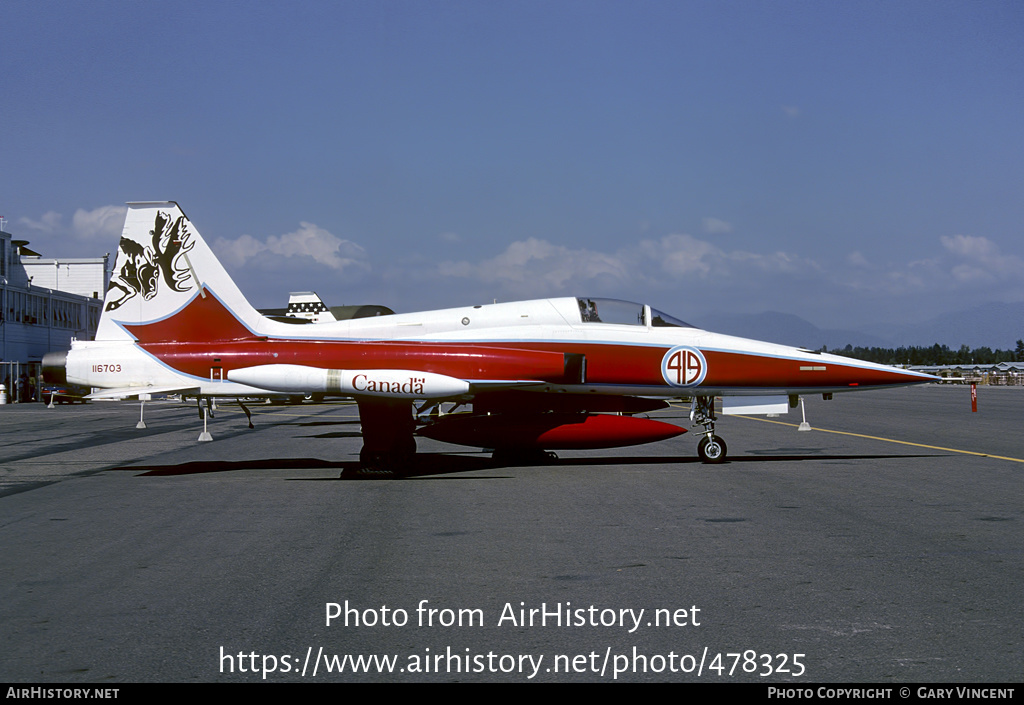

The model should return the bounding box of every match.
[118,451,942,480]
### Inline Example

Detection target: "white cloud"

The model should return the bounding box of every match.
[18,205,127,242]
[641,233,818,278]
[437,232,821,299]
[71,206,128,240]
[940,234,1022,282]
[846,251,869,267]
[782,105,801,118]
[19,211,63,233]
[438,237,629,296]
[642,234,720,276]
[214,222,369,272]
[835,234,1024,302]
[940,234,996,259]
[702,217,734,234]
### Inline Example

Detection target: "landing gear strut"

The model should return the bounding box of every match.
[353,398,416,475]
[691,395,727,464]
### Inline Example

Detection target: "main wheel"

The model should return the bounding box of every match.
[359,446,413,476]
[697,435,728,464]
[355,398,417,476]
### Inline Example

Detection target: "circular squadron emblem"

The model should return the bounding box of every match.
[661,346,707,387]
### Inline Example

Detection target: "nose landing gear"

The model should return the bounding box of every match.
[691,396,728,464]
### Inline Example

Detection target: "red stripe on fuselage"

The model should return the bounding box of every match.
[123,291,570,382]
[138,339,573,382]
[123,291,919,390]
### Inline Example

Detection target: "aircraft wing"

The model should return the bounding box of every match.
[466,380,549,392]
[86,385,202,400]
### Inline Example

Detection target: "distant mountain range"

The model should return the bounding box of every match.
[690,301,1024,351]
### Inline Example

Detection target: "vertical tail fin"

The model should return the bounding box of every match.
[97,202,263,341]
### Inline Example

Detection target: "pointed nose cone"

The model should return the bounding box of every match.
[876,366,940,387]
[822,353,939,388]
[897,367,941,384]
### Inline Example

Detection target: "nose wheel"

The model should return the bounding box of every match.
[697,435,727,464]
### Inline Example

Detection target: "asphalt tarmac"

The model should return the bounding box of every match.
[0,385,1020,683]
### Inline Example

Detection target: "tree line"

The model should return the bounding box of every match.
[824,340,1024,366]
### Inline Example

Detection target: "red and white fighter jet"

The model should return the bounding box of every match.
[43,202,934,469]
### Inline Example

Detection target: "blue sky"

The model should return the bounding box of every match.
[3,1,1022,329]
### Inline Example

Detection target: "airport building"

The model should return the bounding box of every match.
[0,227,108,402]
[910,362,1024,386]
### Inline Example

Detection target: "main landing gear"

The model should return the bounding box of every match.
[352,395,731,471]
[691,395,727,464]
[353,398,416,476]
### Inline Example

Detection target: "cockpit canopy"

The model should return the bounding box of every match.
[575,298,693,328]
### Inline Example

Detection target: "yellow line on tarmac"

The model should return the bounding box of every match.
[734,415,1024,464]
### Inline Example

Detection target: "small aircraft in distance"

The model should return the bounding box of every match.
[43,202,935,470]
[259,291,394,325]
